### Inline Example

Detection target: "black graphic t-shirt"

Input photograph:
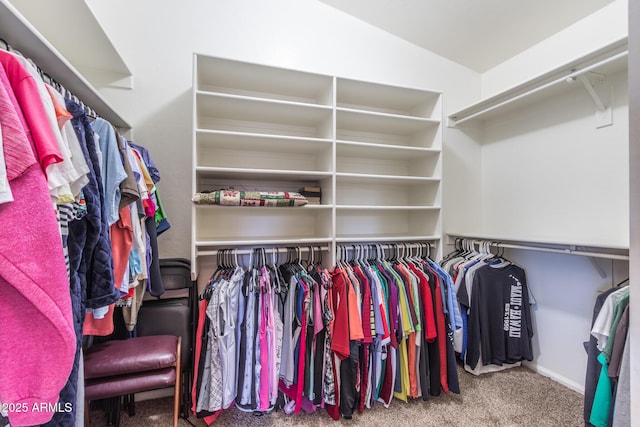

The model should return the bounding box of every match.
[465,263,534,369]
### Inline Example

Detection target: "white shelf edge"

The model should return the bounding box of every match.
[300,204,332,209]
[0,0,130,129]
[335,140,439,153]
[336,106,440,123]
[196,90,333,111]
[336,235,441,243]
[196,166,333,177]
[336,205,440,210]
[448,38,628,127]
[196,245,332,258]
[196,237,334,248]
[193,204,332,210]
[196,129,333,144]
[335,173,440,182]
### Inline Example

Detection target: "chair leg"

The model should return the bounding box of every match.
[127,393,136,416]
[114,396,122,427]
[85,400,91,426]
[181,372,190,419]
[107,398,116,425]
[174,337,182,427]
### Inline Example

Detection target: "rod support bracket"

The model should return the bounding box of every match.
[577,74,612,128]
[584,253,608,279]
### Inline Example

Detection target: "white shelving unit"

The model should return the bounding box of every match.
[191,55,442,278]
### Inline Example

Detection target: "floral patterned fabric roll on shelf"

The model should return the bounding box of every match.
[192,190,308,207]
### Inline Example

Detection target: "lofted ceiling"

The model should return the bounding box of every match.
[319,0,617,72]
[7,0,618,78]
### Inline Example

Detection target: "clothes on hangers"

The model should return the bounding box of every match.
[330,245,461,418]
[611,328,630,427]
[0,40,170,426]
[0,49,64,181]
[441,240,535,375]
[465,262,534,368]
[192,244,460,424]
[586,284,630,427]
[0,48,76,427]
[583,286,620,425]
[192,253,292,422]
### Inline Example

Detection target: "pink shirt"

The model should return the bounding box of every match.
[0,65,37,179]
[258,269,271,411]
[0,50,63,177]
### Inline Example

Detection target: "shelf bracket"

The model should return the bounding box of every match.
[569,245,608,278]
[577,74,612,128]
[578,75,606,111]
[583,251,608,279]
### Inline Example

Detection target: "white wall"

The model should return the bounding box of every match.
[86,0,480,260]
[480,69,629,246]
[481,0,627,98]
[504,248,628,392]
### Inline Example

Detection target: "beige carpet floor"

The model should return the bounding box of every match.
[89,365,584,427]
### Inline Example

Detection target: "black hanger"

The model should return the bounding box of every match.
[495,241,503,258]
[441,238,462,262]
[199,249,226,300]
[425,241,433,261]
[615,277,629,287]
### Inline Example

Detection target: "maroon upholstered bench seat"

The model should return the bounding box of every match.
[83,335,181,427]
[85,367,176,401]
[84,335,178,379]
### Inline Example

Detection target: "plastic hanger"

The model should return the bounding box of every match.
[615,277,629,287]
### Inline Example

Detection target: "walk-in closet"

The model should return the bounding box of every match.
[0,0,636,426]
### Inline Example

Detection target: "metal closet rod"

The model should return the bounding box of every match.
[450,49,628,125]
[338,242,436,250]
[337,242,437,260]
[448,235,629,261]
[198,241,437,257]
[197,246,330,257]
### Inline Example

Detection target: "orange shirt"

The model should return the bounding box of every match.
[344,269,364,341]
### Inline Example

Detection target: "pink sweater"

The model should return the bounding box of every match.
[0,63,75,426]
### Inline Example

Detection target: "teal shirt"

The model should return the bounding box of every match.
[589,353,612,427]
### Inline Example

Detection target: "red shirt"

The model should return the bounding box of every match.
[330,268,351,360]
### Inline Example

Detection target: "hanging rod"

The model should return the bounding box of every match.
[337,242,436,250]
[197,245,330,257]
[448,38,628,126]
[446,233,629,261]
